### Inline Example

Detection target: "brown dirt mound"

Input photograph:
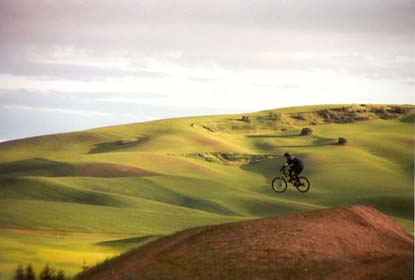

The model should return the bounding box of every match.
[80,163,157,177]
[75,205,414,280]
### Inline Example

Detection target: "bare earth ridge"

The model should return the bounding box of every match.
[76,205,414,280]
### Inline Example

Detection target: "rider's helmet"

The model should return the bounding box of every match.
[284,152,290,157]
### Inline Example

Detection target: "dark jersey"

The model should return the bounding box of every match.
[287,156,303,168]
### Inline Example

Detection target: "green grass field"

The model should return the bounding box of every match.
[0,104,413,279]
[0,229,135,280]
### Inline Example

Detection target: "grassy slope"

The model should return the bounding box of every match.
[0,229,139,280]
[0,104,413,279]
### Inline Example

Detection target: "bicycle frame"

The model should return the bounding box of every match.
[281,166,293,182]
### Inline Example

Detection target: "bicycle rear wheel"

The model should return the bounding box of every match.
[296,176,310,193]
[272,177,287,193]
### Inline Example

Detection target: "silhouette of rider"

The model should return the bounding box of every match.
[282,152,304,182]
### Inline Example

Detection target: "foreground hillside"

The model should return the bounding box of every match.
[0,104,413,279]
[76,205,414,280]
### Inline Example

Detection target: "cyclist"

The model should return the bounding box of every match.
[282,152,304,182]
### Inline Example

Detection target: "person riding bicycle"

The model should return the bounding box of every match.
[282,152,304,182]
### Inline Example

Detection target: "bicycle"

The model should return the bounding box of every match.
[271,166,310,193]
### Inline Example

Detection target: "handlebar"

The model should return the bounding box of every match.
[280,165,290,172]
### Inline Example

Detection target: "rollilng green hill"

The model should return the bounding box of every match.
[0,104,413,279]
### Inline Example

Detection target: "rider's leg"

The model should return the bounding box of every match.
[293,167,303,185]
[292,171,298,182]
[288,169,293,182]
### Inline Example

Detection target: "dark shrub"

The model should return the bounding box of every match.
[300,127,313,136]
[55,270,66,280]
[25,264,36,280]
[39,265,54,280]
[393,106,406,114]
[338,137,348,145]
[291,114,306,121]
[241,116,250,122]
[13,265,24,280]
[13,264,69,280]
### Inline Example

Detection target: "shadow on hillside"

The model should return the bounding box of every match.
[239,156,283,183]
[352,196,414,221]
[88,136,149,154]
[0,157,158,178]
[0,158,76,177]
[96,235,162,248]
[239,136,335,180]
[253,136,338,150]
[247,134,302,138]
[272,144,337,148]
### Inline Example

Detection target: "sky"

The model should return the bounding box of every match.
[0,0,414,141]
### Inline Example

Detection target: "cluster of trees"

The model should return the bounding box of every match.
[12,264,70,280]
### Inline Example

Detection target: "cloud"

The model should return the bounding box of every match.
[2,105,113,117]
[187,77,219,83]
[1,1,413,60]
[1,1,413,34]
[0,0,412,86]
[0,60,168,81]
[0,89,171,112]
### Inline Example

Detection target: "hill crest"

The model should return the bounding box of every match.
[76,205,414,280]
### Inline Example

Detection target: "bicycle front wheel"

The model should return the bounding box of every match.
[296,177,310,193]
[272,177,287,193]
